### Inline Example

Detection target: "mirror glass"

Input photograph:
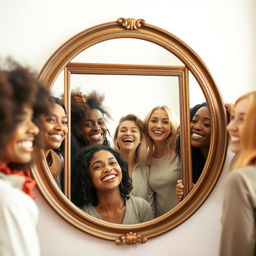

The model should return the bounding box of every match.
[35,19,227,243]
[48,39,207,222]
[53,73,180,136]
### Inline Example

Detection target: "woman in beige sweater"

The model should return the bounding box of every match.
[220,91,256,256]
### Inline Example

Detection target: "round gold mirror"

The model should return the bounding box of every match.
[33,18,228,245]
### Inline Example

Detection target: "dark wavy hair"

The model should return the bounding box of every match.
[0,58,52,168]
[50,96,67,154]
[71,145,133,207]
[52,96,66,113]
[71,90,111,147]
[176,102,209,183]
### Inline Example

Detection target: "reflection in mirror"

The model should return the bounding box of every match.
[143,105,181,217]
[188,71,211,184]
[72,145,154,224]
[50,64,188,221]
[69,74,180,136]
[35,18,228,242]
[39,97,68,190]
[48,64,209,220]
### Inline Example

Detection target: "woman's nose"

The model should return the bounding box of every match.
[125,129,132,135]
[54,120,65,131]
[227,119,237,132]
[92,123,100,130]
[194,123,201,130]
[28,121,39,136]
[104,165,113,172]
[155,121,162,127]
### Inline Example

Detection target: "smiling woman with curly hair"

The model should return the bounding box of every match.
[0,59,52,256]
[72,145,153,224]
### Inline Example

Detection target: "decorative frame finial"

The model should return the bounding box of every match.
[117,18,145,30]
[115,232,147,245]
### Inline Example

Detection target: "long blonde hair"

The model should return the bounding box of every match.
[141,105,178,165]
[233,91,256,169]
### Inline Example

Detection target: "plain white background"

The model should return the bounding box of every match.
[1,0,255,255]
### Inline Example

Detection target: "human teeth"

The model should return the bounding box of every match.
[91,134,102,140]
[18,141,33,151]
[154,131,163,134]
[123,139,133,142]
[230,136,239,142]
[102,174,116,182]
[191,133,203,139]
[51,135,62,141]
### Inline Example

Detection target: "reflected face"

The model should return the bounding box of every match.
[3,106,39,164]
[41,103,68,150]
[191,106,211,149]
[116,120,141,152]
[227,98,249,154]
[82,109,107,146]
[147,109,171,143]
[88,150,122,191]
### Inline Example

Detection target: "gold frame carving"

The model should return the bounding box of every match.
[33,18,228,244]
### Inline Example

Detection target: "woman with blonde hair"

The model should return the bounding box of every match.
[142,105,181,217]
[220,91,256,256]
[113,114,154,214]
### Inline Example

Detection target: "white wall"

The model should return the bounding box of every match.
[1,0,255,255]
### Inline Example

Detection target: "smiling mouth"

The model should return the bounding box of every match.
[102,174,117,182]
[191,133,204,140]
[90,133,103,141]
[230,136,240,143]
[49,134,63,141]
[122,138,134,143]
[153,130,164,135]
[17,140,34,152]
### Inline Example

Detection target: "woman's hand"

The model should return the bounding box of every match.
[176,179,184,201]
[224,103,233,123]
[72,91,87,104]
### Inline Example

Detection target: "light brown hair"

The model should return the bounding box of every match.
[113,114,147,165]
[233,91,256,169]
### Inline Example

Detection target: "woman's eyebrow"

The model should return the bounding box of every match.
[91,160,103,166]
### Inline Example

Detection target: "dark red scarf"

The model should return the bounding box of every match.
[0,162,36,199]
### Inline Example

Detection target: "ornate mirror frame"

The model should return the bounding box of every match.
[33,18,228,245]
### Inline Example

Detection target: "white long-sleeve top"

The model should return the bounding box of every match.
[0,173,40,256]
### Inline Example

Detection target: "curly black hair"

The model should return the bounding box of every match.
[0,71,15,149]
[0,58,52,168]
[2,59,52,127]
[71,90,111,147]
[71,145,133,208]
